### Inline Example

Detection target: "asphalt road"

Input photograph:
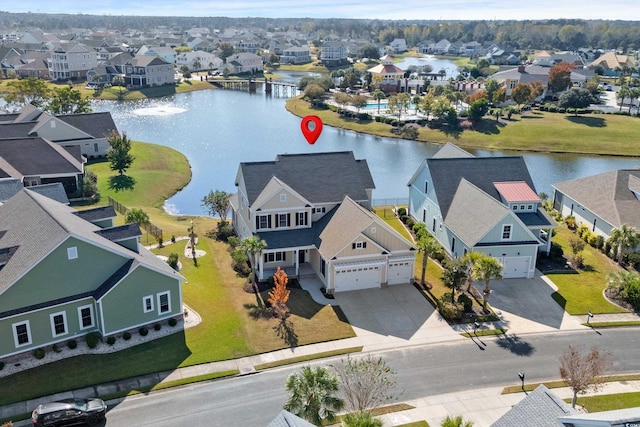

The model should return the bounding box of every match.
[101,328,640,426]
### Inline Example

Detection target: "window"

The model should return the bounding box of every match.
[67,246,78,260]
[13,321,31,347]
[424,181,429,193]
[94,143,99,152]
[276,213,290,228]
[280,193,286,202]
[296,212,308,226]
[321,259,326,276]
[512,205,518,211]
[157,292,171,314]
[352,242,367,250]
[78,305,94,329]
[143,295,154,313]
[527,204,533,210]
[256,214,271,230]
[502,224,512,240]
[50,312,67,337]
[451,237,456,253]
[264,252,286,262]
[313,207,326,214]
[432,218,436,232]
[519,205,525,211]
[423,210,426,222]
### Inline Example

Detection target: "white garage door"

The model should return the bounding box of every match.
[387,260,413,285]
[334,264,382,292]
[502,256,531,279]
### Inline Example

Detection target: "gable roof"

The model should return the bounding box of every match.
[318,196,413,259]
[432,142,474,159]
[553,169,640,229]
[238,151,375,206]
[445,179,512,246]
[494,181,541,203]
[426,156,536,219]
[0,189,180,295]
[56,112,117,139]
[0,137,84,178]
[491,384,577,427]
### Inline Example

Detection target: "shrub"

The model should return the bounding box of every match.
[154,323,162,331]
[413,222,427,238]
[52,344,61,353]
[405,218,415,229]
[621,279,640,311]
[168,318,178,327]
[603,240,612,257]
[167,253,179,270]
[626,252,640,270]
[33,348,45,359]
[139,327,149,336]
[549,242,564,258]
[565,216,576,230]
[589,234,604,249]
[577,224,590,239]
[67,339,77,349]
[438,300,464,321]
[397,207,407,217]
[457,293,473,313]
[170,235,176,243]
[85,332,101,349]
[123,332,132,340]
[106,336,116,346]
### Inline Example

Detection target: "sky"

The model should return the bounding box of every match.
[4,0,640,21]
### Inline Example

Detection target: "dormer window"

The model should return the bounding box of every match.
[352,242,367,250]
[512,205,518,211]
[502,224,512,241]
[280,194,286,202]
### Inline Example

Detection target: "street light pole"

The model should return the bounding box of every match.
[518,372,525,393]
[587,311,594,326]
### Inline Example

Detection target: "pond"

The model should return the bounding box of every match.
[92,88,640,216]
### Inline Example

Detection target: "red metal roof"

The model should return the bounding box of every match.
[494,181,540,202]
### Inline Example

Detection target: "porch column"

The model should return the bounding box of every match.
[258,253,264,281]
[295,249,300,277]
[546,228,553,254]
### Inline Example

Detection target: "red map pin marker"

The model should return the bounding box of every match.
[300,115,323,145]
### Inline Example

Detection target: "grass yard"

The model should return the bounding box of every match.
[373,205,413,242]
[546,227,627,315]
[574,391,640,413]
[286,98,640,157]
[0,140,355,406]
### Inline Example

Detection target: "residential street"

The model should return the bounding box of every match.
[96,329,640,426]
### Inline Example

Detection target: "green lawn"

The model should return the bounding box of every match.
[574,391,640,413]
[286,98,640,157]
[546,227,628,315]
[374,205,413,241]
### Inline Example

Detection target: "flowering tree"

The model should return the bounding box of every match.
[268,267,290,319]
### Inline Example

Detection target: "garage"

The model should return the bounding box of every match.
[501,256,531,279]
[333,261,383,292]
[387,258,414,285]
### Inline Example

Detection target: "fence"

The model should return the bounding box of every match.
[372,198,408,207]
[108,196,163,243]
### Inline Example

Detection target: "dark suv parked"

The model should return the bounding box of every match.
[32,398,107,426]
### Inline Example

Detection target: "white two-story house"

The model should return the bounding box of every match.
[230,151,415,293]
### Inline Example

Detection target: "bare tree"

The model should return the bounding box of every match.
[559,345,612,408]
[333,355,398,413]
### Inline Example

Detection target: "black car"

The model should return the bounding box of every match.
[32,398,107,426]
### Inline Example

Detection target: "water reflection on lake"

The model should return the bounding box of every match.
[93,89,640,216]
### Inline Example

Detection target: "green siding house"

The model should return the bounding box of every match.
[0,189,184,359]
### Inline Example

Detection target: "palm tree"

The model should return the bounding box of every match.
[240,236,267,284]
[441,415,474,427]
[342,411,382,427]
[372,89,386,114]
[461,251,483,292]
[617,86,631,111]
[112,74,125,101]
[124,208,150,243]
[608,225,640,264]
[284,365,344,426]
[416,235,440,288]
[473,255,503,311]
[442,258,469,303]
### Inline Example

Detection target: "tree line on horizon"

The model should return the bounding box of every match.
[2,11,640,52]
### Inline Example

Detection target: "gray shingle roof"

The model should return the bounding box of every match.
[0,179,24,202]
[94,223,142,243]
[73,206,117,222]
[0,137,84,177]
[267,410,315,427]
[427,156,536,219]
[553,169,640,229]
[26,182,70,205]
[57,112,117,139]
[0,189,179,294]
[239,151,375,206]
[491,384,576,427]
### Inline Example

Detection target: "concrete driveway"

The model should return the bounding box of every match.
[299,273,464,350]
[471,271,583,334]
